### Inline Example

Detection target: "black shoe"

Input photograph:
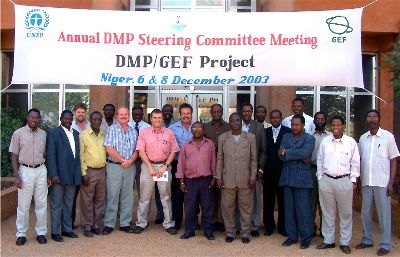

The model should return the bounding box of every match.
[300,240,310,249]
[312,232,317,237]
[36,235,47,244]
[51,234,64,242]
[236,230,241,235]
[91,228,101,235]
[282,238,298,246]
[278,230,288,237]
[355,242,373,249]
[264,229,273,236]
[154,219,163,224]
[250,230,259,237]
[61,231,78,238]
[16,237,26,246]
[102,226,113,235]
[180,232,195,239]
[166,227,177,235]
[133,226,144,234]
[195,224,202,230]
[119,226,134,233]
[316,243,335,249]
[242,237,250,244]
[225,236,234,243]
[205,234,215,240]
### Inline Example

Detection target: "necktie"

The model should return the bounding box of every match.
[273,128,278,143]
[135,122,139,135]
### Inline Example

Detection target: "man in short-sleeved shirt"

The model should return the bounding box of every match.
[356,110,399,256]
[9,108,48,246]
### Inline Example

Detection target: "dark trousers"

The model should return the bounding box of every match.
[284,186,313,242]
[263,180,285,234]
[312,166,322,234]
[155,185,164,221]
[171,160,184,229]
[50,184,76,234]
[184,176,214,236]
[71,185,80,227]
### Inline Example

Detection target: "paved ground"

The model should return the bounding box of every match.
[1,195,400,257]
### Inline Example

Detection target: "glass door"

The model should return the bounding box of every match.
[195,94,222,123]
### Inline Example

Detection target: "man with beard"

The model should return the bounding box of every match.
[310,111,331,237]
[356,110,399,256]
[282,98,315,133]
[204,104,230,231]
[279,114,315,249]
[100,104,117,133]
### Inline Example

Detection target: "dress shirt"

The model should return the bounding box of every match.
[272,125,281,143]
[262,121,272,129]
[282,113,315,133]
[242,121,251,132]
[176,137,216,179]
[169,120,193,159]
[311,130,332,165]
[71,119,90,134]
[162,118,178,128]
[204,119,230,148]
[62,125,76,158]
[317,134,360,182]
[128,120,151,132]
[100,117,117,133]
[104,123,137,161]
[9,125,46,166]
[359,128,400,187]
[136,127,179,162]
[79,128,107,176]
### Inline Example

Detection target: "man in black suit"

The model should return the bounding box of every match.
[262,109,291,236]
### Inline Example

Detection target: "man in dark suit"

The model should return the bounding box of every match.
[262,109,291,237]
[47,110,82,242]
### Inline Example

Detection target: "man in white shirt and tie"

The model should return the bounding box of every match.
[316,115,360,254]
[282,98,315,134]
[356,109,399,256]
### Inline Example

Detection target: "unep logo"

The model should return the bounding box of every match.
[326,16,353,35]
[25,9,50,38]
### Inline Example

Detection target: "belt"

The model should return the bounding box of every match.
[21,163,44,169]
[87,166,106,170]
[325,173,350,179]
[107,160,122,165]
[150,160,166,164]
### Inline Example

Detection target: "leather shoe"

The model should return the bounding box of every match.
[340,245,351,254]
[119,226,134,233]
[84,230,93,237]
[61,231,78,238]
[377,248,389,256]
[16,237,26,246]
[133,226,144,234]
[154,219,163,224]
[250,230,259,237]
[180,233,195,240]
[51,234,64,242]
[355,242,373,249]
[166,227,177,235]
[242,237,250,244]
[36,235,47,244]
[279,231,289,237]
[282,238,298,246]
[264,229,273,236]
[205,234,215,240]
[91,228,101,235]
[102,226,113,235]
[300,240,310,249]
[225,236,234,243]
[316,243,335,249]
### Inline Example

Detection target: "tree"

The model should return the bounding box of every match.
[383,40,400,98]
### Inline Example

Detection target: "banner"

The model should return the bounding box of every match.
[12,5,364,87]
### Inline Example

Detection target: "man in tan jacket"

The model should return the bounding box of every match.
[216,113,257,244]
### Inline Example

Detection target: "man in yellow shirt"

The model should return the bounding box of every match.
[79,111,107,237]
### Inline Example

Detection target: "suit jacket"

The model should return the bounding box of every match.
[216,131,257,189]
[263,125,292,183]
[278,132,315,189]
[47,126,82,185]
[247,120,267,168]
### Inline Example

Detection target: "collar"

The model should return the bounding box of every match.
[151,126,165,133]
[272,125,281,131]
[88,128,103,136]
[211,119,227,126]
[25,125,39,133]
[367,127,382,137]
[61,125,73,133]
[312,129,329,136]
[330,134,345,143]
[188,137,209,145]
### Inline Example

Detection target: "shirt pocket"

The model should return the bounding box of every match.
[340,151,352,166]
[161,137,171,157]
[377,143,387,158]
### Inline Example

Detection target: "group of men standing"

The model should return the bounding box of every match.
[9,98,399,256]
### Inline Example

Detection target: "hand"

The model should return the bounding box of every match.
[14,176,22,189]
[121,158,131,169]
[149,166,158,176]
[216,179,224,189]
[257,170,263,181]
[51,176,61,185]
[82,175,89,187]
[47,177,52,187]
[303,157,311,164]
[209,178,216,188]
[278,148,285,156]
[387,182,394,196]
[248,178,256,189]
[180,182,187,193]
[157,165,168,178]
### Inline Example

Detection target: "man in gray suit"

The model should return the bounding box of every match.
[217,113,257,244]
[47,110,82,242]
[241,103,266,237]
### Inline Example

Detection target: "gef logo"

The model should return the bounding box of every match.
[25,9,50,38]
[326,16,353,44]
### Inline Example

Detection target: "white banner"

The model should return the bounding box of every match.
[12,5,363,87]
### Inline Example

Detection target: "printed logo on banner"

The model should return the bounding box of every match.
[326,16,353,44]
[170,16,186,31]
[25,9,50,38]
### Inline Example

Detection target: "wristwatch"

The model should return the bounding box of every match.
[258,168,264,174]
